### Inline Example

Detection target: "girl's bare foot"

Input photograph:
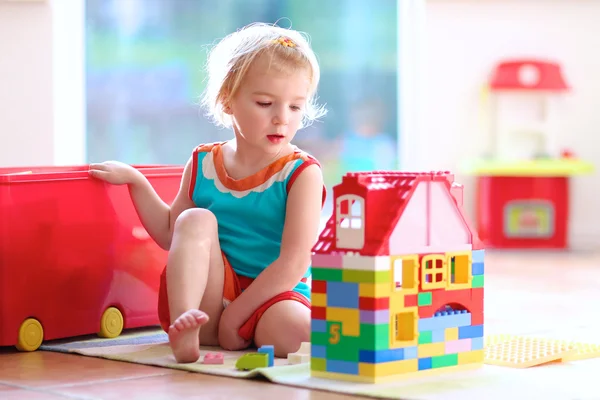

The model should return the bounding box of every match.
[168,309,209,363]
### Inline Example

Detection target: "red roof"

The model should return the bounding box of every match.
[312,171,482,256]
[489,59,569,92]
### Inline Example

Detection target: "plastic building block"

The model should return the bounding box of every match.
[485,335,576,368]
[310,171,485,383]
[485,334,600,363]
[235,353,268,370]
[202,352,224,365]
[258,345,274,367]
[0,165,184,352]
[287,341,311,365]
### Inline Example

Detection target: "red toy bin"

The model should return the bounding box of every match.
[475,176,568,249]
[0,164,183,351]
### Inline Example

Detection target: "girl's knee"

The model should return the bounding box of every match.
[254,301,310,357]
[174,208,217,235]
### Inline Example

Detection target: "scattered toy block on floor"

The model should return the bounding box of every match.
[202,352,224,365]
[287,341,311,365]
[258,345,274,367]
[235,353,268,370]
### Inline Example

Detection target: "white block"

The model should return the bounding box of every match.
[342,255,390,271]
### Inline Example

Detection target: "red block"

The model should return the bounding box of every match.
[418,305,434,318]
[471,288,483,305]
[312,306,326,320]
[431,288,472,312]
[312,280,327,294]
[359,297,389,311]
[404,294,418,307]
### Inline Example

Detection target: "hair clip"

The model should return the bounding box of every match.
[274,37,296,48]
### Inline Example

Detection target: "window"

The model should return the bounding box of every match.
[446,252,472,290]
[83,0,399,226]
[391,255,418,294]
[335,195,365,249]
[390,308,418,348]
[421,254,446,290]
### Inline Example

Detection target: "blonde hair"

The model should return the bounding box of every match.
[201,22,327,129]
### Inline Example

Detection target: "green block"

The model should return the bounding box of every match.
[311,331,329,346]
[418,292,433,306]
[325,321,360,362]
[311,357,326,371]
[418,330,432,344]
[357,323,389,350]
[472,275,484,288]
[432,353,458,368]
[312,267,343,282]
[342,269,390,284]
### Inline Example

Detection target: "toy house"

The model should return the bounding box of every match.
[310,171,484,383]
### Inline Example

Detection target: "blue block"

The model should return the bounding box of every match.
[458,324,484,339]
[471,336,484,350]
[312,319,326,333]
[258,345,274,367]
[312,344,327,358]
[431,329,445,343]
[359,348,405,363]
[418,357,432,370]
[418,311,472,331]
[472,262,484,276]
[327,360,359,375]
[403,346,418,359]
[327,281,359,308]
[472,249,485,264]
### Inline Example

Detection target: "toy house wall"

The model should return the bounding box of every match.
[411,0,600,250]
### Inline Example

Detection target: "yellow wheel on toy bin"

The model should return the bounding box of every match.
[16,318,44,352]
[98,307,124,338]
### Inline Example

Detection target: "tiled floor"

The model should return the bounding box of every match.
[1,249,599,399]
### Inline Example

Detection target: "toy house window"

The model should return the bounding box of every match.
[447,253,472,289]
[393,309,417,342]
[392,255,418,294]
[421,255,446,290]
[335,195,365,250]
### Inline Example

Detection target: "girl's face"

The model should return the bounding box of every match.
[227,54,311,154]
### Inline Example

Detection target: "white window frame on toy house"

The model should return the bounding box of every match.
[390,254,419,294]
[421,254,446,290]
[335,195,365,250]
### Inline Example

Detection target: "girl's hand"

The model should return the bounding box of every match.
[88,161,140,185]
[218,303,251,351]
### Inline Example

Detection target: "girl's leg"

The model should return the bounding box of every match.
[253,301,311,358]
[166,208,226,363]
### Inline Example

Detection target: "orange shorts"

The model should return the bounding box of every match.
[157,252,310,342]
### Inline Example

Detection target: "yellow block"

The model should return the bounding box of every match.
[389,292,404,313]
[458,350,484,364]
[325,307,360,336]
[359,359,419,378]
[312,293,327,308]
[312,362,482,383]
[445,327,459,341]
[359,282,390,298]
[418,342,446,358]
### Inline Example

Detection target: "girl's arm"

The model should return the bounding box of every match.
[225,163,324,322]
[90,157,196,251]
[128,157,196,250]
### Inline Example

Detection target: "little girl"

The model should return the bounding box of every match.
[89,22,327,363]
